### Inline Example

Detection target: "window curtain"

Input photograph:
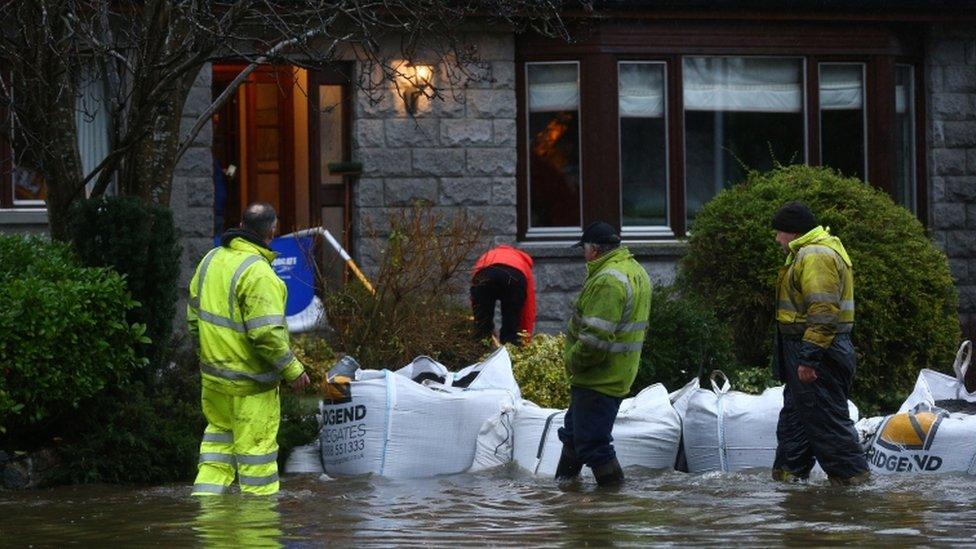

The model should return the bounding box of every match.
[683,57,802,113]
[619,63,665,118]
[820,64,864,111]
[527,63,579,113]
[896,84,910,114]
[75,62,110,192]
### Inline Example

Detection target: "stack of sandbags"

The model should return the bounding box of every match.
[469,383,682,476]
[318,347,520,478]
[862,341,976,475]
[676,372,859,473]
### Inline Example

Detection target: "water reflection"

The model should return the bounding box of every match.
[193,496,282,547]
[1,471,974,545]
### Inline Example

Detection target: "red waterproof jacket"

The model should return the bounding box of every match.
[472,245,536,340]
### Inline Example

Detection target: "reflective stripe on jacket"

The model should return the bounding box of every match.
[776,225,854,362]
[564,246,652,398]
[187,236,305,396]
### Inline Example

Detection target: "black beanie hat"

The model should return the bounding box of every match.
[771,202,818,234]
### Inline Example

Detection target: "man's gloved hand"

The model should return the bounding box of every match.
[290,372,311,392]
[797,364,818,383]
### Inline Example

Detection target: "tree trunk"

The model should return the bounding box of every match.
[10,2,85,241]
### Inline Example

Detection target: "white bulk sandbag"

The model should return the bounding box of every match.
[470,384,681,477]
[866,404,976,475]
[284,442,324,474]
[318,347,519,478]
[898,341,976,413]
[678,372,859,473]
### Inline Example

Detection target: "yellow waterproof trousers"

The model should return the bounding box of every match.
[192,385,281,496]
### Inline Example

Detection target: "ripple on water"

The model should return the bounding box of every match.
[1,469,975,545]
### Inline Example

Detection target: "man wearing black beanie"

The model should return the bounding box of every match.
[770,202,869,485]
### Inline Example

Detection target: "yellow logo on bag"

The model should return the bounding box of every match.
[322,375,352,404]
[876,410,943,451]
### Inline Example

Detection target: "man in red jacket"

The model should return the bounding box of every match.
[471,245,536,345]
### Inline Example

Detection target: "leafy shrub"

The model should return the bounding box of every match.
[0,235,144,440]
[732,366,778,395]
[637,286,742,395]
[326,206,489,370]
[508,334,569,409]
[67,196,182,370]
[48,363,204,484]
[278,333,337,466]
[292,333,338,385]
[680,164,959,414]
[277,394,321,470]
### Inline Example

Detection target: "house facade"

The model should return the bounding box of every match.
[2,2,976,337]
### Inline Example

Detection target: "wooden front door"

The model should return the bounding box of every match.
[212,64,295,234]
[246,67,295,233]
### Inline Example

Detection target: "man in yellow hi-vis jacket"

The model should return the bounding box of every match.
[555,221,652,487]
[770,202,868,485]
[187,202,309,496]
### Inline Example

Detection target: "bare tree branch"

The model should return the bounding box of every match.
[0,0,585,238]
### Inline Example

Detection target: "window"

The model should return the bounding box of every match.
[1,62,109,208]
[894,64,916,213]
[619,62,668,230]
[526,62,581,232]
[516,22,926,240]
[683,57,805,222]
[819,63,866,181]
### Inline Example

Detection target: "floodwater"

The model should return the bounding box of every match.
[2,468,975,546]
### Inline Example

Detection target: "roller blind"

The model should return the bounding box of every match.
[683,57,803,113]
[619,63,665,118]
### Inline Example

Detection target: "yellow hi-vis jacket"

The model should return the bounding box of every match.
[187,236,305,396]
[564,246,652,398]
[776,225,854,363]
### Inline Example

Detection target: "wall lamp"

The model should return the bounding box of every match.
[401,62,433,115]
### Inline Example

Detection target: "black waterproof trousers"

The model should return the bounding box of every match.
[773,333,869,480]
[470,264,526,345]
[557,387,623,468]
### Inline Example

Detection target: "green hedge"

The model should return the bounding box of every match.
[0,235,144,438]
[508,289,745,408]
[679,165,960,414]
[67,196,181,370]
[637,286,740,394]
[49,371,203,484]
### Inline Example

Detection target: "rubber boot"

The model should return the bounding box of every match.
[554,445,584,481]
[592,457,624,487]
[828,471,870,486]
[771,468,807,483]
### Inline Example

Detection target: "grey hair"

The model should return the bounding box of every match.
[584,242,619,257]
[242,202,277,239]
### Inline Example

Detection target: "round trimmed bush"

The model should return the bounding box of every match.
[679,164,960,415]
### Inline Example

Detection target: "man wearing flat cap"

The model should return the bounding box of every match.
[770,202,869,485]
[555,221,651,487]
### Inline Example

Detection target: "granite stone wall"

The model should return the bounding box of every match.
[927,26,976,340]
[348,34,682,334]
[350,34,518,273]
[170,65,215,335]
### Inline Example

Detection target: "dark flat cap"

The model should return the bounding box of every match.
[572,221,621,248]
